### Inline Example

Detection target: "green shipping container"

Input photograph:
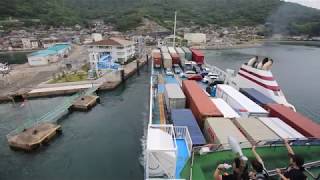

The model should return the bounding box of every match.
[182,47,192,61]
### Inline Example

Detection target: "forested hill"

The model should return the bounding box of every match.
[1,0,320,35]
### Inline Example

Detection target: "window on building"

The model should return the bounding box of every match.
[117,46,124,49]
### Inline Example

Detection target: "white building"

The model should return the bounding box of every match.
[27,44,71,66]
[87,37,135,65]
[21,38,39,49]
[184,33,206,45]
[91,33,103,42]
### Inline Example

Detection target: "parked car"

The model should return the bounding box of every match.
[202,75,219,83]
[179,72,186,78]
[188,74,203,81]
[166,68,174,76]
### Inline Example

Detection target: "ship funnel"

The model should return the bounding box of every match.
[262,59,273,71]
[247,57,258,67]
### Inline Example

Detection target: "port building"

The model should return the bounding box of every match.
[86,37,135,65]
[27,44,71,66]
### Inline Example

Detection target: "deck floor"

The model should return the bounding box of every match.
[176,139,189,179]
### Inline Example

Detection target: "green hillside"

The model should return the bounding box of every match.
[1,0,320,35]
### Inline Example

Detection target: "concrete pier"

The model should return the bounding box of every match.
[71,95,99,111]
[0,58,147,102]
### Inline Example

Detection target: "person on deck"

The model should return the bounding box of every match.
[249,146,269,180]
[276,139,307,180]
[213,157,249,180]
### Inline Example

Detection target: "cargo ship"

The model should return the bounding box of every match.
[145,46,320,179]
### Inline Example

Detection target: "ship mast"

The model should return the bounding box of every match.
[173,11,177,47]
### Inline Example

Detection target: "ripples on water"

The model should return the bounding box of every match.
[0,65,150,180]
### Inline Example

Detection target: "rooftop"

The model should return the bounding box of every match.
[88,37,134,46]
[29,43,70,57]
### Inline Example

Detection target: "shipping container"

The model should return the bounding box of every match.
[258,117,305,140]
[182,80,223,127]
[167,47,180,64]
[190,49,204,64]
[204,117,250,149]
[171,109,206,146]
[152,49,162,68]
[161,46,169,53]
[175,47,185,58]
[233,118,280,145]
[264,103,320,138]
[239,88,276,107]
[182,47,192,61]
[164,84,186,111]
[162,52,172,69]
[216,85,268,117]
[210,98,240,118]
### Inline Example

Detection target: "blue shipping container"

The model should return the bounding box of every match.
[240,88,276,106]
[171,109,206,146]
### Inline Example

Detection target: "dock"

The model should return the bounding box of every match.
[7,122,61,151]
[71,95,100,111]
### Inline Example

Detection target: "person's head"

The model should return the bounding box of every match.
[290,154,304,170]
[251,159,263,173]
[233,157,249,179]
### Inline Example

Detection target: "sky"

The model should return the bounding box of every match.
[285,0,320,9]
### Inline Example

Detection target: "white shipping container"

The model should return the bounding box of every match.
[258,117,305,140]
[164,84,186,111]
[210,98,240,118]
[204,118,250,149]
[175,47,185,59]
[168,47,177,54]
[234,118,280,145]
[216,85,268,117]
[152,49,161,54]
[162,52,172,68]
[161,46,169,53]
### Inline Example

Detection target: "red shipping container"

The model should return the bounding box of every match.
[265,103,320,138]
[170,52,180,65]
[152,52,162,67]
[182,80,223,127]
[191,49,204,64]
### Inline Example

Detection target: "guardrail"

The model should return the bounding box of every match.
[174,126,193,156]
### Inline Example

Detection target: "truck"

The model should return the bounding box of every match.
[164,84,186,111]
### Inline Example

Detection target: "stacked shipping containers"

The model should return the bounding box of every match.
[164,84,186,112]
[258,117,305,139]
[233,118,280,145]
[210,98,240,118]
[204,118,250,149]
[152,49,162,68]
[216,85,269,117]
[168,47,180,65]
[162,52,172,69]
[264,103,320,138]
[161,46,169,53]
[239,88,276,107]
[182,80,223,127]
[171,109,206,146]
[175,47,186,65]
[182,47,192,61]
[190,49,204,64]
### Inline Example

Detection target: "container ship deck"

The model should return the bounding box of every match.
[145,46,320,180]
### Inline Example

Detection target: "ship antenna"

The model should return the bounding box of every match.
[173,11,177,47]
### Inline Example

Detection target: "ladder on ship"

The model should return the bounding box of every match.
[7,85,100,138]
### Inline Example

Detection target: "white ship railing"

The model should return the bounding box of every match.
[204,62,228,81]
[146,124,178,179]
[174,126,193,156]
[148,58,154,125]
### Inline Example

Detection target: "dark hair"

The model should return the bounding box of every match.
[291,154,305,170]
[251,159,263,173]
[233,157,249,180]
[234,157,241,168]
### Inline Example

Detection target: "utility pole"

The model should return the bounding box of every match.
[173,11,177,47]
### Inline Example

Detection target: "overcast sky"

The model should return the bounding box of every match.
[285,0,320,9]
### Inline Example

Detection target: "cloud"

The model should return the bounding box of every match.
[285,0,320,9]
